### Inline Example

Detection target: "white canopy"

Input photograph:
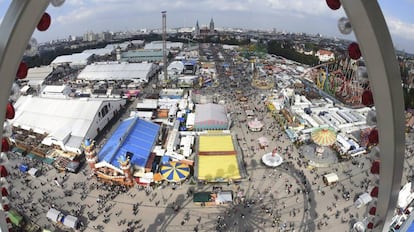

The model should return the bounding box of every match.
[354,192,372,208]
[46,208,62,222]
[25,66,53,87]
[194,103,228,129]
[51,53,92,66]
[353,221,367,232]
[28,168,40,177]
[63,215,78,229]
[77,62,157,82]
[216,191,233,204]
[397,182,414,209]
[261,152,283,167]
[323,173,339,185]
[168,61,184,72]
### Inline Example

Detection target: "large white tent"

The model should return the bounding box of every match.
[144,41,183,50]
[25,66,53,88]
[11,96,125,154]
[82,48,113,56]
[397,182,414,209]
[77,62,157,82]
[194,103,228,131]
[51,53,92,67]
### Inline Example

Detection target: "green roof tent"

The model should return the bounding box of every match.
[8,209,23,226]
[193,192,211,203]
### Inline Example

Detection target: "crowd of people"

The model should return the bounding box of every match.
[2,52,408,232]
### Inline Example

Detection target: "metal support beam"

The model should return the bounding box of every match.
[161,11,167,82]
[341,0,405,231]
[0,0,50,144]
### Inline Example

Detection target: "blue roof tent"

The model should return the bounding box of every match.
[183,60,197,66]
[407,221,414,232]
[98,117,160,168]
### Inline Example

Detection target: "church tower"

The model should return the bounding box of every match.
[209,18,215,34]
[195,20,200,37]
[83,138,97,171]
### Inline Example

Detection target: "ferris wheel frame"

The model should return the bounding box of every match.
[0,0,405,231]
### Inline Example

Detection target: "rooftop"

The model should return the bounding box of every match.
[77,62,156,81]
[98,117,160,168]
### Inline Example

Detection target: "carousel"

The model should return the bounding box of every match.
[248,118,264,132]
[311,127,337,148]
[301,127,338,167]
[261,148,283,167]
[160,161,190,182]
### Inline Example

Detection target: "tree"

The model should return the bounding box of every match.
[267,40,319,65]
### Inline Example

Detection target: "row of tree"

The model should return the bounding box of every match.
[266,40,319,66]
[403,86,414,109]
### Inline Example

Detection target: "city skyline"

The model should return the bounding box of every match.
[1,0,414,53]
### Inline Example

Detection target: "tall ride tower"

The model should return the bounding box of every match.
[161,11,167,82]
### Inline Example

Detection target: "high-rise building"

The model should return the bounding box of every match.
[83,31,97,42]
[99,31,112,41]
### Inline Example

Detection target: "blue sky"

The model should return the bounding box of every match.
[1,0,414,53]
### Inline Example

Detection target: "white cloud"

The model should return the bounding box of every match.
[55,3,123,25]
[263,0,331,16]
[31,0,414,52]
[200,0,251,11]
[55,7,93,24]
[65,0,85,6]
[90,0,132,3]
[385,16,414,41]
